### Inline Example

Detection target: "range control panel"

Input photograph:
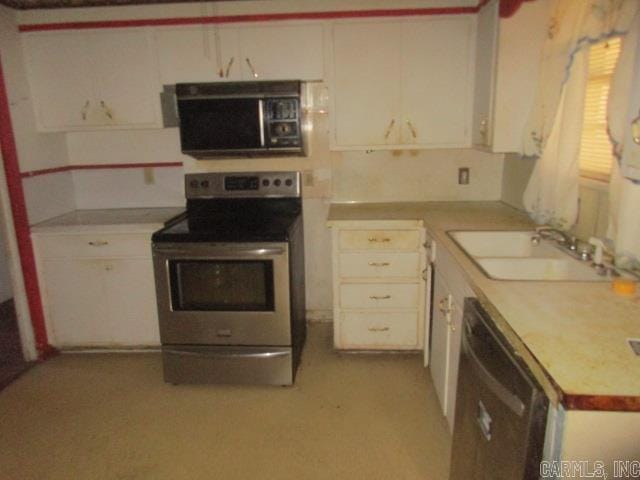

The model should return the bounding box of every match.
[185,171,301,199]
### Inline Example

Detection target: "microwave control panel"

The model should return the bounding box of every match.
[265,98,301,147]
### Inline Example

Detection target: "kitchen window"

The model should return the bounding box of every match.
[578,37,622,182]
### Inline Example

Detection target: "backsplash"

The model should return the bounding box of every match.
[332,148,505,203]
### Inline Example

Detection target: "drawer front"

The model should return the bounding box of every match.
[340,312,418,348]
[339,229,420,251]
[339,252,420,278]
[340,283,418,309]
[35,233,152,259]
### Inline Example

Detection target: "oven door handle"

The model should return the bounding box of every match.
[153,246,285,256]
[164,349,290,359]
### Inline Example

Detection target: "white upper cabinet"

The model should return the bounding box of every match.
[155,23,323,84]
[332,22,399,147]
[400,18,474,147]
[154,26,239,84]
[237,24,324,81]
[330,16,474,150]
[23,29,161,132]
[472,0,549,152]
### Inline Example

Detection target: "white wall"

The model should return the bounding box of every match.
[0,5,75,225]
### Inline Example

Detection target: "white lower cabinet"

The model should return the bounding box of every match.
[33,231,160,348]
[429,242,474,432]
[430,269,464,432]
[329,220,426,350]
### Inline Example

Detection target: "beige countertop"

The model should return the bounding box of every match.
[328,201,640,411]
[30,207,185,234]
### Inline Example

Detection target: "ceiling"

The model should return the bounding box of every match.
[0,0,245,9]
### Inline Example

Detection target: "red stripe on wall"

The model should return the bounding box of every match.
[0,56,52,358]
[20,162,183,178]
[18,6,478,32]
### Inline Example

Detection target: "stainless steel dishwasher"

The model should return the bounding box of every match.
[449,298,548,480]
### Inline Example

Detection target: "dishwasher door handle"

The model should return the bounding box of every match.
[463,325,526,416]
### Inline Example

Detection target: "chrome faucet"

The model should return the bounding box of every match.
[532,227,573,246]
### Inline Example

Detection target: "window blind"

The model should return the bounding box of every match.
[578,37,622,181]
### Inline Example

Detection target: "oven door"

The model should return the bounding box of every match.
[153,242,290,346]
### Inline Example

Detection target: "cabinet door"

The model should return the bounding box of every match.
[23,32,95,130]
[444,296,463,432]
[105,258,160,346]
[400,17,473,147]
[430,270,451,417]
[88,29,160,127]
[238,24,323,80]
[42,259,110,347]
[472,0,499,147]
[332,22,400,147]
[154,26,239,83]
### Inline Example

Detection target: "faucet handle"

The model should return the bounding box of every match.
[589,237,606,266]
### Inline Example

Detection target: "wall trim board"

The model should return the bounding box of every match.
[20,161,183,178]
[0,56,52,359]
[18,5,480,31]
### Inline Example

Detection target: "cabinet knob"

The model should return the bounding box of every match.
[384,119,396,140]
[245,58,259,78]
[368,237,391,243]
[368,262,390,267]
[406,120,417,139]
[100,100,113,120]
[224,57,235,78]
[80,100,90,121]
[369,295,391,300]
[368,326,390,332]
[88,240,109,246]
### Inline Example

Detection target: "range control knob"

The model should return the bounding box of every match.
[262,179,270,187]
[200,180,210,188]
[274,179,282,187]
[189,179,199,188]
[285,179,293,187]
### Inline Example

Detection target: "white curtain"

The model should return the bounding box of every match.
[521,0,639,228]
[607,8,640,268]
[522,51,587,228]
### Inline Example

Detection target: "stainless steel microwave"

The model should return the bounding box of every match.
[176,81,306,159]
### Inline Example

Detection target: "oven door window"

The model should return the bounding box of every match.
[169,260,275,311]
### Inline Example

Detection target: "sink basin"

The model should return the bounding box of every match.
[448,231,562,258]
[475,258,607,282]
[448,230,610,282]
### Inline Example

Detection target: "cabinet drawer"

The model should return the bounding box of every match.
[35,233,152,259]
[339,252,420,278]
[339,230,420,251]
[340,312,418,348]
[340,283,418,309]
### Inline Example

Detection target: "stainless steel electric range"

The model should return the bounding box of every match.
[151,171,305,386]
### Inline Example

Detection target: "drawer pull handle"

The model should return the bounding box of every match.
[368,262,390,267]
[368,326,390,332]
[88,241,109,246]
[369,295,391,300]
[368,237,391,243]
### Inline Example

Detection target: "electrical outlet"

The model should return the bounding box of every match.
[458,167,470,185]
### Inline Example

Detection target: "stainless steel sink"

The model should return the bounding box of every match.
[448,230,612,282]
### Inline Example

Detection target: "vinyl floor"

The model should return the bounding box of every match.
[0,323,451,480]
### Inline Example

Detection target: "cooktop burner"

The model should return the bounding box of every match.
[152,171,302,243]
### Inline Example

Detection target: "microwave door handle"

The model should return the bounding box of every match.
[258,99,265,147]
